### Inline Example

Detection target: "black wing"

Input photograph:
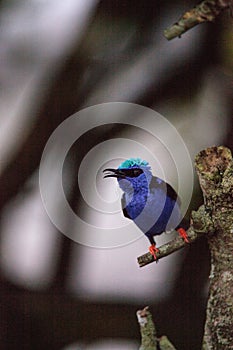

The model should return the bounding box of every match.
[150,176,181,206]
[121,193,131,219]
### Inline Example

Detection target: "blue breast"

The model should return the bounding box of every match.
[125,185,181,237]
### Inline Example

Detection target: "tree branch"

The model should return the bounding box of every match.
[136,306,176,350]
[195,146,233,349]
[137,205,215,267]
[164,0,233,40]
[138,146,233,348]
[137,226,200,268]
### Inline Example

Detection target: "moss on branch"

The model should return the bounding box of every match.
[196,146,233,349]
[137,307,176,350]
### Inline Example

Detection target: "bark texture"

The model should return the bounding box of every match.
[164,0,233,40]
[195,146,233,349]
[136,307,176,350]
[137,146,233,349]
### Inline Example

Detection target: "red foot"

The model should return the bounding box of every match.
[177,228,189,243]
[149,244,159,260]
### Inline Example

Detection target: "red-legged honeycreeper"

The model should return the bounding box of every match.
[103,158,189,260]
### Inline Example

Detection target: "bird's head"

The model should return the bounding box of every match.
[103,158,152,193]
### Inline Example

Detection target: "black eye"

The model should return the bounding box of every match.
[125,168,143,177]
[120,168,143,178]
[132,168,143,177]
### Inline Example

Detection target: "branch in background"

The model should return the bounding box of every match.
[136,306,176,350]
[164,0,233,40]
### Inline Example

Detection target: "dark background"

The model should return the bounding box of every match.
[0,0,232,349]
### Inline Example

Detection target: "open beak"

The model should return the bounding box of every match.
[103,168,126,179]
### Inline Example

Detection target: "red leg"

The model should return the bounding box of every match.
[149,244,159,260]
[177,228,189,243]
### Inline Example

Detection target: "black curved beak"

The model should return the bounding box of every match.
[103,168,126,179]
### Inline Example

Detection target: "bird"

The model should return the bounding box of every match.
[103,158,189,260]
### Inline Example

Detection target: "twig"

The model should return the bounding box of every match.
[136,306,176,350]
[137,205,215,267]
[164,0,233,40]
[137,227,199,267]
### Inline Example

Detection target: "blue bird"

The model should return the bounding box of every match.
[103,158,189,260]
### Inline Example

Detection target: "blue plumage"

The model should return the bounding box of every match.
[103,158,188,259]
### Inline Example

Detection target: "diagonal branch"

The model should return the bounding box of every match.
[137,227,200,268]
[137,205,214,267]
[164,0,233,40]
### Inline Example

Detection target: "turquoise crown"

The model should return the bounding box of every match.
[118,158,150,169]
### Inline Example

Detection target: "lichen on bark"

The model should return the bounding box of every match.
[137,146,233,349]
[195,146,233,349]
[136,307,176,350]
[164,0,233,40]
